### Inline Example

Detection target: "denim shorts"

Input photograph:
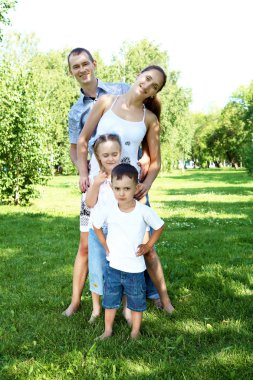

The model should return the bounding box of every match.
[103,263,147,312]
[88,228,107,295]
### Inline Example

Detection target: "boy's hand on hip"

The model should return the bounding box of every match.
[136,243,152,256]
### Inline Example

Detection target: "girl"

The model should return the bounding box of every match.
[86,133,122,323]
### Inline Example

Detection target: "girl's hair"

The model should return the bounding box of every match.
[141,65,167,122]
[93,134,122,169]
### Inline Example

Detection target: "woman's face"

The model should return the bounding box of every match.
[135,69,165,98]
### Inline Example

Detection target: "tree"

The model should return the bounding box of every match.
[0,0,16,41]
[0,55,51,204]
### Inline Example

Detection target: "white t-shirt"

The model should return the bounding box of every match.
[89,178,116,229]
[93,200,164,273]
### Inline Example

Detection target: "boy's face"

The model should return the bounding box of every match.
[111,175,137,205]
[69,52,96,88]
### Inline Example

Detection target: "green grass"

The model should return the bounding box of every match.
[0,169,252,379]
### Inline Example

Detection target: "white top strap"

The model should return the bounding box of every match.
[110,95,119,110]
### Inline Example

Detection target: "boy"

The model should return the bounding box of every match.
[93,164,164,339]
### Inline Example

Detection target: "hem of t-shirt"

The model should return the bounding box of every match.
[108,262,146,273]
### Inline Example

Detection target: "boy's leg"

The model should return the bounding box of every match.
[97,264,122,339]
[63,231,88,316]
[97,308,117,340]
[124,271,146,338]
[144,249,174,314]
[131,311,143,339]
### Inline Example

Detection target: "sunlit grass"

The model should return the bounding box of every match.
[0,169,252,379]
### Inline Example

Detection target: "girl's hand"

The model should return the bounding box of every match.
[134,182,150,200]
[94,171,108,186]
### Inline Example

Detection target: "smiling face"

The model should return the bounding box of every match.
[135,68,165,99]
[96,140,121,174]
[69,52,97,87]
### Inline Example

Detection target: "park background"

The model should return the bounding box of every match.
[0,1,253,379]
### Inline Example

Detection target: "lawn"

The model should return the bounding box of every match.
[0,169,252,379]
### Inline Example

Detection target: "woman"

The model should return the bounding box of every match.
[77,65,174,315]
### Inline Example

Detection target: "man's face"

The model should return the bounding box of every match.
[69,52,96,87]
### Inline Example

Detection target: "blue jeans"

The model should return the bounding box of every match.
[88,228,107,295]
[103,262,146,312]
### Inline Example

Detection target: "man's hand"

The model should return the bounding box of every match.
[136,243,152,257]
[79,176,90,193]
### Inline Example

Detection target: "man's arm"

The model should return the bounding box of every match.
[70,144,78,169]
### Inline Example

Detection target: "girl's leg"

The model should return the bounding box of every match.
[89,292,101,323]
[63,231,88,316]
[88,228,107,322]
[130,311,142,339]
[97,308,117,340]
[122,295,132,326]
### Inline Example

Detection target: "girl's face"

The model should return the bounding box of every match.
[96,140,121,173]
[135,69,164,98]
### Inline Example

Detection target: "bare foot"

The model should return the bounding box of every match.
[95,331,112,341]
[163,303,175,314]
[62,303,80,317]
[130,331,140,340]
[122,307,132,326]
[153,298,163,310]
[88,313,100,324]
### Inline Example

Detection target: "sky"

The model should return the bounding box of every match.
[5,0,253,113]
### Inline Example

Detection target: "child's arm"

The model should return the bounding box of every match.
[86,171,108,208]
[136,225,164,256]
[93,226,110,256]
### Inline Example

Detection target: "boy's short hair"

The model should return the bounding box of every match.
[111,164,138,184]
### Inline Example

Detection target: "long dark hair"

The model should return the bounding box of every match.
[141,65,167,122]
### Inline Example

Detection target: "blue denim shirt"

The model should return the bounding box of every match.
[68,79,129,144]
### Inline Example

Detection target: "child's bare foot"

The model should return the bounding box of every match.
[163,303,175,314]
[62,303,80,317]
[153,298,163,310]
[95,331,112,340]
[122,307,132,326]
[130,330,140,339]
[88,313,100,324]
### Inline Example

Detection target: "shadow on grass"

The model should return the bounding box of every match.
[164,169,253,185]
[1,207,252,379]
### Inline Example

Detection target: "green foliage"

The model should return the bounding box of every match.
[0,0,17,41]
[0,55,51,204]
[242,141,253,175]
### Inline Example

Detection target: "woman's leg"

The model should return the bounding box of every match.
[63,231,89,316]
[144,249,174,313]
[89,292,101,323]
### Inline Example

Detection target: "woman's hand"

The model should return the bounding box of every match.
[134,182,150,200]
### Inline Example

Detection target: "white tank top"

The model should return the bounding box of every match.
[89,96,147,178]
